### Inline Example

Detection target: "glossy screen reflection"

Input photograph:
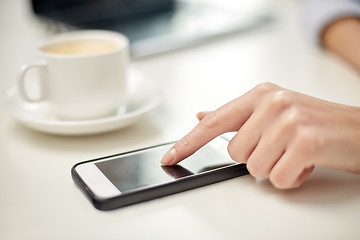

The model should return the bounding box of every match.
[95,144,235,193]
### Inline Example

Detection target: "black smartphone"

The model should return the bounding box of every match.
[71,137,248,211]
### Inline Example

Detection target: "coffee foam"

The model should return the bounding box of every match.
[42,39,118,55]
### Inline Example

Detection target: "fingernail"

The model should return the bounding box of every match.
[161,147,176,166]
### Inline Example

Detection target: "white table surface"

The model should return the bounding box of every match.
[1,1,360,239]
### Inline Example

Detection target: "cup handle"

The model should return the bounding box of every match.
[17,61,47,102]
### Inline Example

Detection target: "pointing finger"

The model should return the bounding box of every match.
[160,86,267,166]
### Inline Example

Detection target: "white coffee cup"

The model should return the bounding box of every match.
[17,30,129,120]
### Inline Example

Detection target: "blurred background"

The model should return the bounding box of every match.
[5,0,359,111]
[0,0,320,122]
[27,0,272,57]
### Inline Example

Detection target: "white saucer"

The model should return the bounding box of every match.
[6,70,162,135]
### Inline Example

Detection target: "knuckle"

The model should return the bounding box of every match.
[253,82,278,93]
[227,140,245,163]
[294,129,321,156]
[246,160,269,178]
[278,107,302,134]
[299,129,317,144]
[177,136,191,152]
[269,173,290,189]
[296,129,312,143]
[200,111,220,130]
[267,90,293,111]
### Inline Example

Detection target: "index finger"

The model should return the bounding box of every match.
[161,87,261,166]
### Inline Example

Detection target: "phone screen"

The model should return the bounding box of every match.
[94,143,234,193]
[73,137,248,210]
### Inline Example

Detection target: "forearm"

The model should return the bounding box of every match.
[322,17,360,70]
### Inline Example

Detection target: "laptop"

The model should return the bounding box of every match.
[31,0,272,58]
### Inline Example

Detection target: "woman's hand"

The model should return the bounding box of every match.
[161,83,360,189]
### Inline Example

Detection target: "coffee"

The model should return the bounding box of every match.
[18,30,129,120]
[42,39,118,55]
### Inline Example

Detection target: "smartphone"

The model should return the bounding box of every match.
[71,137,248,211]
